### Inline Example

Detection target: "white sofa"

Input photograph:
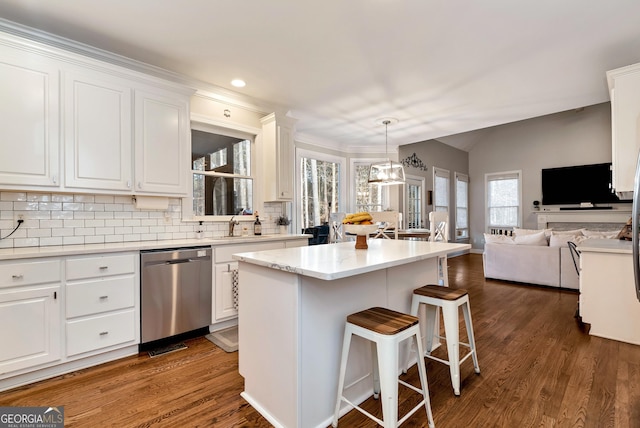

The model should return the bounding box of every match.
[482,228,618,290]
[483,242,577,289]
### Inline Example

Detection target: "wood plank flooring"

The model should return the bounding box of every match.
[1,254,640,427]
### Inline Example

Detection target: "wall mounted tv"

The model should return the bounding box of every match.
[541,163,630,205]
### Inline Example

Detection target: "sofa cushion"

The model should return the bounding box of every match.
[514,231,548,246]
[483,242,560,287]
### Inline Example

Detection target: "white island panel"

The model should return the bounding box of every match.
[236,239,469,428]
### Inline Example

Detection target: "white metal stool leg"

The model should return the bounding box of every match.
[405,286,480,396]
[461,297,480,374]
[333,307,436,428]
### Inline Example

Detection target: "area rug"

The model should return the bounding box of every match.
[206,326,238,353]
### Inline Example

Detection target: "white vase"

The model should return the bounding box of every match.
[279,225,288,234]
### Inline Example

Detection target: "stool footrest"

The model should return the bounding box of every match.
[340,396,384,426]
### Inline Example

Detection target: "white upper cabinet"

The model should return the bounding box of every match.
[261,113,296,201]
[607,63,640,199]
[0,29,194,196]
[64,70,133,191]
[0,45,60,188]
[134,89,190,195]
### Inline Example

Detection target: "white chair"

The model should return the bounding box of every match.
[429,211,449,286]
[370,211,399,240]
[330,212,346,243]
[332,307,435,428]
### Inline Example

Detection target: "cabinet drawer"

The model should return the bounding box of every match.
[66,276,135,318]
[215,242,284,263]
[66,253,135,280]
[66,310,136,356]
[0,259,61,288]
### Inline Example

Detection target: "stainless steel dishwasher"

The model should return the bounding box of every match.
[141,247,212,344]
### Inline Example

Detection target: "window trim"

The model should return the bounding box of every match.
[484,169,522,232]
[454,172,469,241]
[296,147,346,231]
[184,115,261,222]
[432,166,450,213]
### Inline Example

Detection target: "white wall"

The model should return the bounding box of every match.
[468,102,615,249]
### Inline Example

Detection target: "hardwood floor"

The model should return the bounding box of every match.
[1,254,639,427]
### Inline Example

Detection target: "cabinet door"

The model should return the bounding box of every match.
[0,46,60,187]
[214,262,238,321]
[134,89,190,196]
[276,122,294,200]
[0,285,61,374]
[610,69,640,198]
[260,113,296,202]
[64,70,133,191]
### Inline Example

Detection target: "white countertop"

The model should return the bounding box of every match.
[233,239,470,280]
[578,238,632,254]
[0,234,310,260]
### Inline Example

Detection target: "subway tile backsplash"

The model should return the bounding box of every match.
[0,191,287,249]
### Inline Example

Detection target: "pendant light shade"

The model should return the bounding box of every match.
[368,118,405,185]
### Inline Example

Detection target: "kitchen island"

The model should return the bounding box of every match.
[578,238,640,345]
[233,239,470,428]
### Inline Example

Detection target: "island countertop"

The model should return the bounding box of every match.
[233,239,470,280]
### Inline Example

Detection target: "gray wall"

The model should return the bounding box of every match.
[467,102,615,249]
[399,139,469,238]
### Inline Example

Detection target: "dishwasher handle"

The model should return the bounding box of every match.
[164,258,198,265]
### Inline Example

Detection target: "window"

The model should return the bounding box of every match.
[190,126,255,217]
[433,167,450,213]
[455,173,469,239]
[486,170,521,230]
[298,150,345,228]
[354,162,384,212]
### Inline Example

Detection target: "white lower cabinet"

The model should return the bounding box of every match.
[0,285,61,373]
[0,258,62,374]
[212,240,307,323]
[214,262,239,321]
[65,252,139,357]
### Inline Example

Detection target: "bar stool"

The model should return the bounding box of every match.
[407,285,480,396]
[332,307,435,428]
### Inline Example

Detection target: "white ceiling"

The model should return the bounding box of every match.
[1,0,639,152]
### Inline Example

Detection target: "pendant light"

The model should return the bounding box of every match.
[368,118,405,185]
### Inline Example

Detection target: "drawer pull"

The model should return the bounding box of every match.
[99,331,109,336]
[99,295,109,300]
[11,274,23,280]
[99,266,109,270]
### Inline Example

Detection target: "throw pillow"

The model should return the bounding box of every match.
[581,229,619,239]
[549,233,586,247]
[551,229,583,236]
[513,228,553,238]
[483,233,515,245]
[514,231,548,246]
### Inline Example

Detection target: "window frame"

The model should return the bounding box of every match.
[454,172,469,240]
[184,116,261,222]
[296,147,346,230]
[432,167,450,214]
[485,170,522,232]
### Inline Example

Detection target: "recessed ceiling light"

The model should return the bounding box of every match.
[231,79,246,88]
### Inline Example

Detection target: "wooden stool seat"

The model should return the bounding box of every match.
[414,285,468,301]
[347,307,419,335]
[333,307,435,428]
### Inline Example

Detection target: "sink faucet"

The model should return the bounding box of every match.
[229,216,240,236]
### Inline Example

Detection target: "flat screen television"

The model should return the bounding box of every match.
[541,163,629,205]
